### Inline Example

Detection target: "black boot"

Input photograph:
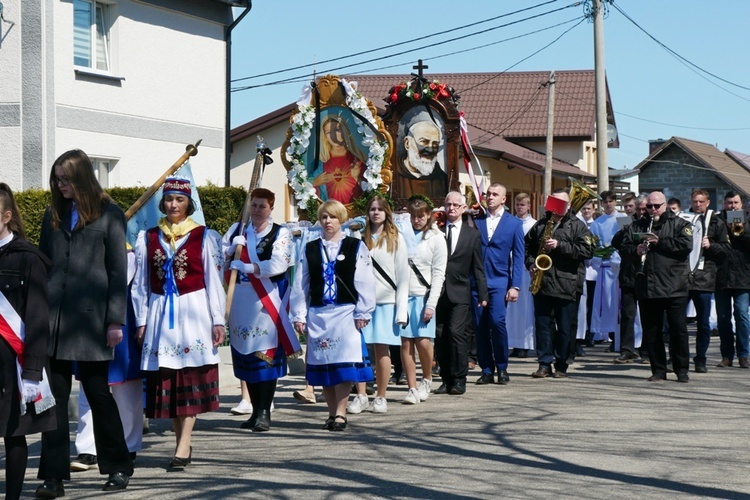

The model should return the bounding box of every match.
[252,409,271,432]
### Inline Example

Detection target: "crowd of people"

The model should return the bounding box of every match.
[2,148,748,498]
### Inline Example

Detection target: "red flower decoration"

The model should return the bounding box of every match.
[184,347,190,353]
[429,83,437,91]
[413,93,421,100]
[390,93,399,103]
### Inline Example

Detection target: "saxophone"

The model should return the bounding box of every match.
[529,219,555,295]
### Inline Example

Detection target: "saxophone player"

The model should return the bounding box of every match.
[619,191,693,382]
[525,189,595,379]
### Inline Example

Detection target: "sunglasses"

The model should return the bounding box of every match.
[54,176,70,187]
[646,203,663,209]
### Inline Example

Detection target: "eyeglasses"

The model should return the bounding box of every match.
[445,203,463,208]
[54,176,70,187]
[646,203,663,209]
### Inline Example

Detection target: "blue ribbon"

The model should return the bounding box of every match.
[162,255,179,329]
[323,261,336,305]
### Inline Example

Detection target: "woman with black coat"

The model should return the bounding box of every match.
[0,183,56,500]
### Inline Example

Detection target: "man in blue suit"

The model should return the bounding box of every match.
[474,183,525,385]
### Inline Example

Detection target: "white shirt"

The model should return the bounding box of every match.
[445,218,462,255]
[486,207,505,240]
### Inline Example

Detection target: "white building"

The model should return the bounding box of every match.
[0,0,249,191]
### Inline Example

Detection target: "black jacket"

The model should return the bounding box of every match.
[716,210,750,290]
[612,215,640,289]
[440,223,488,305]
[525,213,595,301]
[0,235,56,436]
[619,210,693,299]
[683,211,729,292]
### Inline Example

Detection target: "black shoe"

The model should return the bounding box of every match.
[322,415,335,430]
[531,366,551,378]
[252,409,271,432]
[497,369,510,385]
[169,447,192,469]
[575,345,586,357]
[36,479,65,498]
[240,413,258,429]
[552,371,568,379]
[70,453,98,471]
[509,348,520,358]
[331,415,347,432]
[517,349,529,359]
[449,382,466,395]
[694,364,707,373]
[614,352,637,364]
[130,452,137,462]
[397,372,407,385]
[676,371,689,383]
[475,373,494,385]
[647,373,667,382]
[365,382,376,396]
[102,472,129,492]
[434,383,450,395]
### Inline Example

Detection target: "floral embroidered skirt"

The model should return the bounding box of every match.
[306,334,374,387]
[144,365,219,419]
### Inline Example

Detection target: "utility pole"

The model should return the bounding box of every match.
[544,71,555,202]
[593,0,609,193]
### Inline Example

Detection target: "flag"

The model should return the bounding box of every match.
[459,112,486,206]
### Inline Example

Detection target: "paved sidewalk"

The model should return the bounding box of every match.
[8,336,750,499]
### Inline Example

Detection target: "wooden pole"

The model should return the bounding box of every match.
[124,140,202,220]
[544,71,555,203]
[225,141,268,322]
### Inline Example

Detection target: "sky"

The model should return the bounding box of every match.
[229,0,750,171]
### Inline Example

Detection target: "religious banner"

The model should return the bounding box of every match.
[282,74,393,219]
[383,62,461,205]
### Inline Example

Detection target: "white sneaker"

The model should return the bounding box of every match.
[346,394,368,414]
[402,388,421,405]
[367,396,388,413]
[418,378,432,401]
[230,399,253,415]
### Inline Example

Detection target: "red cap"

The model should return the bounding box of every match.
[162,176,191,197]
[545,195,567,216]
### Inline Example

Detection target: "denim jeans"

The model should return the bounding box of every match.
[715,288,750,361]
[689,290,713,364]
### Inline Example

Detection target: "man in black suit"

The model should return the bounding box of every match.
[435,191,488,395]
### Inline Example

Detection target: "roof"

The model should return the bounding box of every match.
[635,137,750,198]
[466,125,594,179]
[348,70,615,144]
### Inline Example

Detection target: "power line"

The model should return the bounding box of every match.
[232,0,562,83]
[231,17,583,93]
[232,2,583,93]
[612,3,750,94]
[458,17,585,95]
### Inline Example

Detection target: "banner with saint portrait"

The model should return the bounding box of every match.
[383,77,461,205]
[282,75,393,219]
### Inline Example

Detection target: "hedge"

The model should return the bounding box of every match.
[15,186,248,245]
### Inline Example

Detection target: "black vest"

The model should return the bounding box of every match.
[232,222,285,283]
[306,236,359,307]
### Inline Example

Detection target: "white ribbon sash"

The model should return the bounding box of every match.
[0,292,55,415]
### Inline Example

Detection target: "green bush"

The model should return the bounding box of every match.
[16,186,248,245]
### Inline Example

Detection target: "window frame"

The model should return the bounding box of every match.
[73,0,112,73]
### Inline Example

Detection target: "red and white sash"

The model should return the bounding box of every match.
[244,228,302,362]
[0,292,55,415]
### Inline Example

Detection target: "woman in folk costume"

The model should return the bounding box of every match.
[400,195,446,404]
[132,176,226,468]
[0,184,56,500]
[222,188,300,432]
[291,200,376,431]
[347,195,409,415]
[38,149,132,497]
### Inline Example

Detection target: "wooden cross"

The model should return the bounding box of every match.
[412,59,428,80]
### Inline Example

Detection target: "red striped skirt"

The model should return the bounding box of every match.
[145,364,220,419]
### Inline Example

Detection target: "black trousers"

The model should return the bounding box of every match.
[620,286,638,355]
[38,358,133,481]
[436,297,471,386]
[639,297,690,375]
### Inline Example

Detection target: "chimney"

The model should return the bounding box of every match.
[649,138,666,154]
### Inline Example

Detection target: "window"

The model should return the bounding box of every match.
[73,0,111,71]
[91,158,113,188]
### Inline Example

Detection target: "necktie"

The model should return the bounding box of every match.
[447,224,454,255]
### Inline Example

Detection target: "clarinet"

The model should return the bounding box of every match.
[636,214,659,275]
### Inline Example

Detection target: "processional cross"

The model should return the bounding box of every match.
[412,59,428,81]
